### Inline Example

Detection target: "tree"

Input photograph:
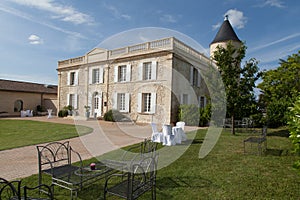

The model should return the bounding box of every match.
[258,51,300,127]
[213,42,261,134]
[287,96,300,171]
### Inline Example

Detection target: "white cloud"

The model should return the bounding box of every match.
[9,0,94,25]
[0,3,86,39]
[224,9,247,29]
[212,22,221,30]
[249,33,300,52]
[212,9,247,30]
[103,2,131,20]
[28,34,43,44]
[160,14,177,23]
[262,0,285,8]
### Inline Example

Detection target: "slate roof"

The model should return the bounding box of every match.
[0,79,57,94]
[211,19,241,45]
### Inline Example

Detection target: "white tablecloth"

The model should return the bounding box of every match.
[162,125,187,146]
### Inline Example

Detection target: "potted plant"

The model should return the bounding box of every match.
[84,105,90,118]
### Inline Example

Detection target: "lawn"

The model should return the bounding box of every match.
[0,119,93,150]
[19,127,300,199]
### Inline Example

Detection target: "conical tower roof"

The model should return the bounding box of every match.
[210,17,241,45]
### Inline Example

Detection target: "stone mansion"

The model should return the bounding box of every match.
[57,19,241,124]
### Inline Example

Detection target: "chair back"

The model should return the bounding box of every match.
[176,121,185,130]
[162,125,172,136]
[37,141,71,168]
[24,184,53,200]
[131,156,157,198]
[0,178,21,200]
[150,123,159,133]
[141,138,158,159]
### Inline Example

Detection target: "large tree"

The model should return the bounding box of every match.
[258,50,300,127]
[213,42,261,134]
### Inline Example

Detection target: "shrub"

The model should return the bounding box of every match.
[199,104,211,127]
[178,104,199,126]
[103,109,126,122]
[58,109,68,118]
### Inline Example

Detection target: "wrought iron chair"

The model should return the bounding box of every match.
[104,155,157,200]
[0,178,20,200]
[103,138,158,172]
[244,126,267,155]
[36,141,83,195]
[0,177,53,200]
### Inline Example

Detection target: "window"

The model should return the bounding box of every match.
[143,93,151,112]
[70,72,76,85]
[182,94,189,104]
[199,96,206,108]
[118,93,126,111]
[143,62,152,80]
[113,93,130,112]
[118,65,126,82]
[139,61,157,80]
[67,94,78,109]
[137,93,156,114]
[89,67,104,84]
[190,66,201,87]
[68,71,78,86]
[92,68,100,84]
[193,68,198,86]
[94,95,99,109]
[114,65,131,82]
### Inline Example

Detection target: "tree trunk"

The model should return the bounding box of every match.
[231,115,235,135]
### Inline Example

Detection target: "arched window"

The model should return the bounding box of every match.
[14,100,23,112]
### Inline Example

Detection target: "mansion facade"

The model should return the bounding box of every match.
[57,37,211,124]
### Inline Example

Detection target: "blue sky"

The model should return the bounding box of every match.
[0,0,299,85]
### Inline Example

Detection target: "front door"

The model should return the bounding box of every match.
[94,94,102,117]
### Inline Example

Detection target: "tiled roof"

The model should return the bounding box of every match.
[0,79,57,94]
[211,19,241,44]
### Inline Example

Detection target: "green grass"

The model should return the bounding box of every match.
[13,128,300,199]
[0,119,93,150]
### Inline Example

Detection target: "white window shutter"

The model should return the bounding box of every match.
[89,68,93,84]
[190,66,194,85]
[74,71,79,85]
[197,69,201,87]
[124,93,130,112]
[100,67,104,83]
[67,94,70,105]
[126,64,131,82]
[150,93,156,114]
[151,61,157,80]
[114,66,118,82]
[138,63,143,80]
[204,96,207,107]
[74,94,78,109]
[112,92,117,109]
[137,93,142,113]
[67,72,70,85]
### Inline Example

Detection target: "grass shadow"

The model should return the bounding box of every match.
[191,139,203,144]
[266,148,291,156]
[156,176,212,189]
